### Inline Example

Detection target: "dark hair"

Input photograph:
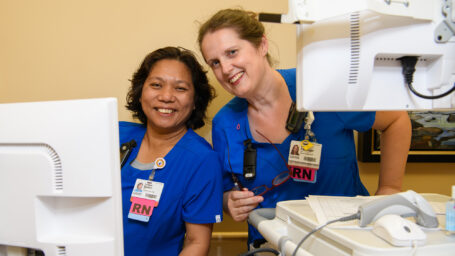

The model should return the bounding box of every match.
[126,46,215,129]
[198,8,272,64]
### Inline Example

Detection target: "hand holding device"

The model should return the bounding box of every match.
[358,190,438,228]
[226,189,263,222]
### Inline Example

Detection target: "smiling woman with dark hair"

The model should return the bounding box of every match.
[126,46,215,130]
[120,46,223,256]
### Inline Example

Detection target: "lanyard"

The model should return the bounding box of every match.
[148,169,156,181]
[304,111,316,142]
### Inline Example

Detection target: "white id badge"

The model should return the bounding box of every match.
[129,178,164,222]
[132,178,164,204]
[288,140,322,183]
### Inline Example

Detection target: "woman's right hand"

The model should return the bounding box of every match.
[223,188,264,222]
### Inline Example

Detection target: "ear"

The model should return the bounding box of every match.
[260,35,269,57]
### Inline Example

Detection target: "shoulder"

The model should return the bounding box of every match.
[174,130,222,181]
[119,121,145,131]
[176,129,218,158]
[119,121,145,143]
[334,111,375,124]
[277,68,296,83]
[277,68,297,100]
[213,97,248,127]
[315,112,375,131]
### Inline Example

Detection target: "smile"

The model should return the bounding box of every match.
[229,72,244,84]
[156,108,175,114]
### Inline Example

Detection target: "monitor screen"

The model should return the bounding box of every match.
[294,6,455,111]
[0,98,124,256]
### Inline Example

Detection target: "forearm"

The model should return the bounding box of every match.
[180,223,213,256]
[180,239,210,256]
[374,111,412,195]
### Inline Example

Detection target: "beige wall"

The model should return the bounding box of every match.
[0,0,292,139]
[1,1,454,234]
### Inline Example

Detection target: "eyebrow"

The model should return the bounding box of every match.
[147,76,192,87]
[175,80,192,87]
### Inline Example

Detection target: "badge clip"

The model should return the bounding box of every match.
[154,157,166,169]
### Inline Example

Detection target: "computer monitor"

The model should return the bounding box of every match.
[0,98,124,256]
[295,6,455,111]
[266,0,455,111]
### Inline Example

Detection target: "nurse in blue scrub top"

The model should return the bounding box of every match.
[198,9,412,250]
[119,46,223,256]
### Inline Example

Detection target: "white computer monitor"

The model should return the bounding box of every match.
[0,98,124,256]
[287,0,455,111]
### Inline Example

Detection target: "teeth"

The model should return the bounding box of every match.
[229,72,243,84]
[157,108,173,114]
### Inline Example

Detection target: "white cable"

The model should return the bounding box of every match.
[406,240,418,256]
[291,212,360,256]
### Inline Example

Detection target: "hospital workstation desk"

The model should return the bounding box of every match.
[252,193,455,256]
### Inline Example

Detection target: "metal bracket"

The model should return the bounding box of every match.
[435,0,455,43]
[384,0,410,7]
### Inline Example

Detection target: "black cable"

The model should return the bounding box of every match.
[398,56,455,99]
[223,130,244,190]
[238,247,280,256]
[291,212,361,256]
[407,82,455,100]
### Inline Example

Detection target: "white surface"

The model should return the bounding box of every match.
[0,98,124,256]
[294,0,455,111]
[307,195,375,225]
[257,194,455,256]
[307,194,445,226]
[282,0,434,23]
[373,214,426,247]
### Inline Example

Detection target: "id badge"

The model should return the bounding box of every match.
[288,140,322,183]
[128,179,164,222]
[131,179,164,203]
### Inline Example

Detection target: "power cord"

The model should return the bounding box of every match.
[291,212,361,256]
[407,240,418,256]
[398,56,455,99]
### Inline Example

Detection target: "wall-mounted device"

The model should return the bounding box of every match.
[261,0,455,110]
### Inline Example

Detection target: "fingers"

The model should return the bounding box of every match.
[227,190,264,222]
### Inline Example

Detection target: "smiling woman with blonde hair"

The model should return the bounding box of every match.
[198,8,411,250]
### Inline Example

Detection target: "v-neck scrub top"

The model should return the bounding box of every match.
[120,121,223,256]
[211,68,376,245]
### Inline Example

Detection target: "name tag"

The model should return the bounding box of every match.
[128,179,164,222]
[288,140,322,183]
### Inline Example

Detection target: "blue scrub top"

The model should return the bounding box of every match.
[211,68,375,245]
[119,121,223,256]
